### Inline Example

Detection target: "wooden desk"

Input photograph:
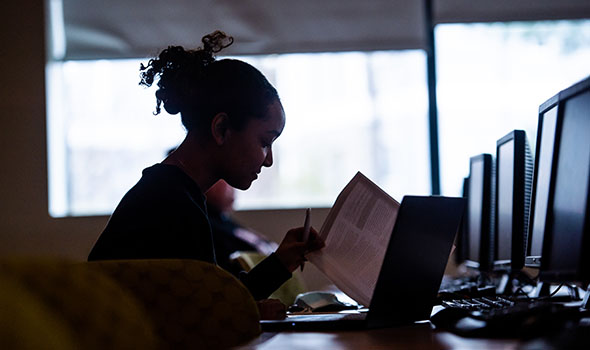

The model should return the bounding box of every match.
[236,322,528,349]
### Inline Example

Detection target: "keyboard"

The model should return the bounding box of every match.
[438,276,498,300]
[431,297,577,337]
[441,296,515,312]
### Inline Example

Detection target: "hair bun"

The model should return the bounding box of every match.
[139,30,235,116]
[201,31,234,56]
[155,89,181,115]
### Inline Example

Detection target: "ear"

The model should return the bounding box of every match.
[211,113,231,145]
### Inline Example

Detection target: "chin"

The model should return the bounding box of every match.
[231,179,254,191]
[236,183,252,191]
[225,173,257,191]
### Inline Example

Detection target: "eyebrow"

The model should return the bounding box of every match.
[266,130,281,138]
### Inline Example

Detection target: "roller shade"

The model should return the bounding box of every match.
[53,0,590,60]
[58,0,426,60]
[435,0,590,23]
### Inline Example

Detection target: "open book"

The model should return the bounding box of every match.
[307,172,400,307]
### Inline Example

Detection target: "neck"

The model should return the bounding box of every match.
[163,131,219,192]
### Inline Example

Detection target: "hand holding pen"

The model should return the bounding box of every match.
[301,208,311,271]
[275,208,325,273]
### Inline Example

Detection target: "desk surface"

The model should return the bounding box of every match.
[236,322,534,350]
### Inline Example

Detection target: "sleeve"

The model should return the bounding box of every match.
[238,253,292,301]
[89,172,216,263]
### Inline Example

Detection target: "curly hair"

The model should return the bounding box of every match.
[139,30,280,134]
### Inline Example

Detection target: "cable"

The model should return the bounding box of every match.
[535,282,566,301]
[513,287,532,301]
[549,283,566,298]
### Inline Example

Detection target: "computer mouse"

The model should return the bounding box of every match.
[430,306,473,329]
[291,291,357,312]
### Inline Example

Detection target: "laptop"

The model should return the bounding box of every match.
[261,195,465,331]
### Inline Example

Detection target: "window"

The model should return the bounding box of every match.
[47,19,590,217]
[46,59,186,216]
[47,51,431,216]
[436,20,590,196]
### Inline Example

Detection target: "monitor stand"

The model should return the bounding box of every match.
[497,270,536,296]
[532,281,551,298]
[495,272,519,295]
[496,273,510,295]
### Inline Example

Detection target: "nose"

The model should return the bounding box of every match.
[263,147,273,167]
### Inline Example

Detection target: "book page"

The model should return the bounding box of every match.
[307,172,400,306]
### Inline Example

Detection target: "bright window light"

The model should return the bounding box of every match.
[436,20,590,196]
[47,51,431,216]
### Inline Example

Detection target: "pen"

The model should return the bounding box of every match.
[301,208,311,272]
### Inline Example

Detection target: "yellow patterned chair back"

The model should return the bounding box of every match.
[0,258,159,350]
[0,274,76,350]
[87,259,261,349]
[231,251,307,306]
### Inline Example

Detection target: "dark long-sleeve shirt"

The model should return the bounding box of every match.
[88,164,291,300]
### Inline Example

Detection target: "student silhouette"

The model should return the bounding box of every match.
[88,30,324,319]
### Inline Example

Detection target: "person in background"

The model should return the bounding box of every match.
[88,30,324,319]
[206,179,278,276]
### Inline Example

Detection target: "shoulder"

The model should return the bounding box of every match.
[141,163,191,185]
[135,164,203,199]
[111,164,206,218]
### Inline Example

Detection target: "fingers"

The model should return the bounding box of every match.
[275,226,326,272]
[292,227,307,241]
[304,227,322,243]
[305,228,325,252]
[284,226,323,243]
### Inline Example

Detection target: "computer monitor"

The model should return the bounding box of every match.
[466,154,495,271]
[454,177,469,265]
[539,76,590,285]
[525,94,560,268]
[494,130,533,271]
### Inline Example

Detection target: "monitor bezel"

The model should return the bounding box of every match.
[454,177,470,265]
[494,129,529,272]
[465,153,494,271]
[524,94,560,269]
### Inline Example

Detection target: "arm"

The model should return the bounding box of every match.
[238,227,324,300]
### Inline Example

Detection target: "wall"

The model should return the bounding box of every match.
[0,1,105,259]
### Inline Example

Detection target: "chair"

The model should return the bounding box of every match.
[88,259,261,349]
[0,258,158,350]
[0,258,262,349]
